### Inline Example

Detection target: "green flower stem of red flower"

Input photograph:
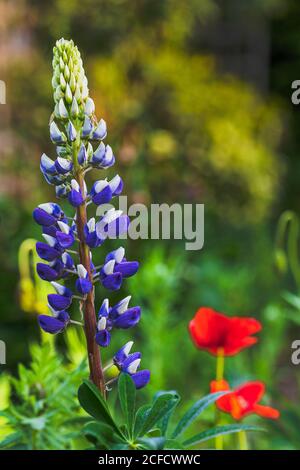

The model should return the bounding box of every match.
[216,347,224,381]
[73,137,106,397]
[238,430,248,450]
[215,347,225,450]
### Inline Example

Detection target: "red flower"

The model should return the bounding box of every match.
[210,379,280,420]
[189,307,261,356]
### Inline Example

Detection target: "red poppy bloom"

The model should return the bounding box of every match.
[210,379,280,420]
[189,307,261,356]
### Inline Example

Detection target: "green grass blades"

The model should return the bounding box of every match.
[171,391,230,439]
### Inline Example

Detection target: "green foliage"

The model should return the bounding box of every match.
[0,343,87,449]
[78,376,263,450]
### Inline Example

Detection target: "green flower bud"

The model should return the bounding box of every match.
[52,38,89,118]
[64,64,70,81]
[65,83,73,104]
[60,72,66,90]
[87,142,93,160]
[58,98,69,119]
[59,57,65,71]
[71,97,79,117]
[69,73,76,93]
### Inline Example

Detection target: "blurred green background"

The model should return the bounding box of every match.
[2,0,300,449]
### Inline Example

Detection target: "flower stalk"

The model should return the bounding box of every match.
[215,348,224,450]
[33,38,150,399]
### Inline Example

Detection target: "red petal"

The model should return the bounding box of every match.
[210,380,233,413]
[189,307,231,354]
[224,317,262,355]
[235,381,265,407]
[253,404,280,419]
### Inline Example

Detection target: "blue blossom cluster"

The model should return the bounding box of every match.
[33,38,150,390]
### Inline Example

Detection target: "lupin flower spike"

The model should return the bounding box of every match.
[33,38,148,397]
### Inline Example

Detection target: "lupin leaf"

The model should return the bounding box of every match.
[118,373,136,438]
[138,391,180,437]
[78,379,123,437]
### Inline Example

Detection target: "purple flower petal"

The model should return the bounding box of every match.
[101,273,122,291]
[36,242,61,262]
[130,370,150,389]
[42,225,59,237]
[115,261,139,278]
[95,330,111,347]
[76,277,92,295]
[47,293,72,311]
[38,313,69,334]
[68,189,84,207]
[91,185,113,206]
[113,307,141,329]
[33,208,56,226]
[122,352,142,371]
[56,231,75,249]
[37,263,59,281]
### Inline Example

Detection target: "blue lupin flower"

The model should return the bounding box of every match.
[38,311,70,334]
[113,343,150,390]
[95,316,111,347]
[68,179,84,207]
[96,209,130,240]
[81,116,93,138]
[77,143,88,165]
[90,180,113,205]
[55,157,73,175]
[99,247,139,291]
[40,153,57,175]
[84,217,103,248]
[84,97,95,116]
[92,118,107,140]
[109,175,123,197]
[95,299,112,347]
[75,264,92,294]
[110,296,141,329]
[34,38,148,394]
[50,121,66,143]
[61,252,75,271]
[33,202,64,226]
[48,293,72,311]
[36,234,62,261]
[67,121,77,142]
[56,221,75,249]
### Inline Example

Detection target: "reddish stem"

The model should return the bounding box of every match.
[75,170,106,397]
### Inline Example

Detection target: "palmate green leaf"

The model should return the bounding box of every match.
[118,373,136,438]
[137,437,166,450]
[183,424,265,448]
[138,391,180,437]
[172,391,229,439]
[155,390,180,436]
[83,421,125,449]
[134,404,152,438]
[78,380,123,438]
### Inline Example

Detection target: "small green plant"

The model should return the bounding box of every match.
[78,376,262,450]
[0,343,87,450]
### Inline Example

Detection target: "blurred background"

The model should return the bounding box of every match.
[1,0,300,450]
